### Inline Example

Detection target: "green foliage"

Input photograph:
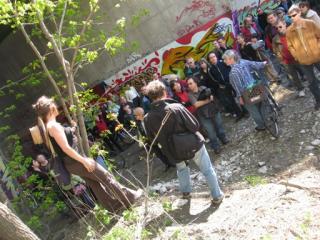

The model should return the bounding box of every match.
[244,175,267,186]
[162,200,173,212]
[94,205,111,225]
[123,209,138,223]
[0,125,10,134]
[103,226,135,240]
[131,8,150,27]
[27,216,42,231]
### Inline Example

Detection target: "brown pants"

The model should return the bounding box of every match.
[64,160,137,212]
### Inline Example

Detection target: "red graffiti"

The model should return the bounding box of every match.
[176,0,217,36]
[176,0,216,23]
[111,52,161,87]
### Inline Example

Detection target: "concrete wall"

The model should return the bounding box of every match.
[0,0,281,147]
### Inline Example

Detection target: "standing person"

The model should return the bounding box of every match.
[223,50,268,131]
[139,85,151,113]
[241,16,261,42]
[187,77,229,154]
[273,19,305,97]
[144,80,224,203]
[32,96,142,212]
[257,7,268,34]
[133,107,175,171]
[124,83,140,108]
[299,1,320,25]
[279,0,293,13]
[169,80,196,114]
[265,11,280,51]
[286,5,320,110]
[207,52,244,120]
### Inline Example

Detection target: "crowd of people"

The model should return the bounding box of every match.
[29,2,320,210]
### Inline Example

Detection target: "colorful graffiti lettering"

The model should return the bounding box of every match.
[162,14,234,77]
[237,0,280,25]
[103,12,234,91]
[176,0,217,37]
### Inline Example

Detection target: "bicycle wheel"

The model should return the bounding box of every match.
[260,100,280,138]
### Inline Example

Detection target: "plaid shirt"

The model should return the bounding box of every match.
[229,59,266,98]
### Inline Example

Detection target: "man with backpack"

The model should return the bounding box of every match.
[144,80,224,204]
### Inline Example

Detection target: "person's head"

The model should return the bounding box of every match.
[275,19,287,34]
[123,104,132,114]
[288,5,302,23]
[152,73,159,81]
[244,17,253,27]
[185,57,196,69]
[146,80,166,101]
[213,40,220,49]
[133,107,144,121]
[199,58,209,70]
[222,50,240,66]
[32,154,48,171]
[171,80,182,94]
[236,34,246,45]
[119,96,127,105]
[299,1,310,15]
[140,85,147,96]
[217,37,226,47]
[276,7,286,18]
[257,7,264,15]
[36,154,48,166]
[186,77,199,92]
[33,96,58,123]
[250,34,259,43]
[267,11,278,26]
[207,51,218,65]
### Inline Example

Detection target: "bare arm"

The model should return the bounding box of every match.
[47,122,95,172]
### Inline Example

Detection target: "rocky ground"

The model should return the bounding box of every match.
[56,82,320,240]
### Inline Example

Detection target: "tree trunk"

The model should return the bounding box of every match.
[0,202,40,240]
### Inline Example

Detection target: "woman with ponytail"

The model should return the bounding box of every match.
[33,96,142,212]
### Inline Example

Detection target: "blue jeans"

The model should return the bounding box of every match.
[176,145,223,199]
[244,103,265,129]
[198,112,226,150]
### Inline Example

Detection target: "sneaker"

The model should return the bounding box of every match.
[214,148,222,154]
[134,188,144,202]
[221,138,229,145]
[255,127,266,131]
[224,113,231,117]
[298,90,306,97]
[212,194,224,205]
[182,192,191,199]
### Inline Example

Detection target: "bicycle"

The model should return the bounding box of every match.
[242,82,281,138]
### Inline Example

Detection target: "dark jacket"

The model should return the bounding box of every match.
[144,99,204,163]
[239,44,260,61]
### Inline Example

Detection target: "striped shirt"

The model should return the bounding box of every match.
[229,59,266,98]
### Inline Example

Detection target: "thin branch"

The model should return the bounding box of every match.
[19,23,72,123]
[70,7,95,69]
[58,0,68,36]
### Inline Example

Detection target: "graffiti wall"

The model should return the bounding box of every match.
[102,0,280,92]
[104,12,234,91]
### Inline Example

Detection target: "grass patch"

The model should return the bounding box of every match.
[244,175,268,186]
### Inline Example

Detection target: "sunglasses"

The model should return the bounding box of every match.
[289,13,298,18]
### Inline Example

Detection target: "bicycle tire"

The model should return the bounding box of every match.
[260,100,280,138]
